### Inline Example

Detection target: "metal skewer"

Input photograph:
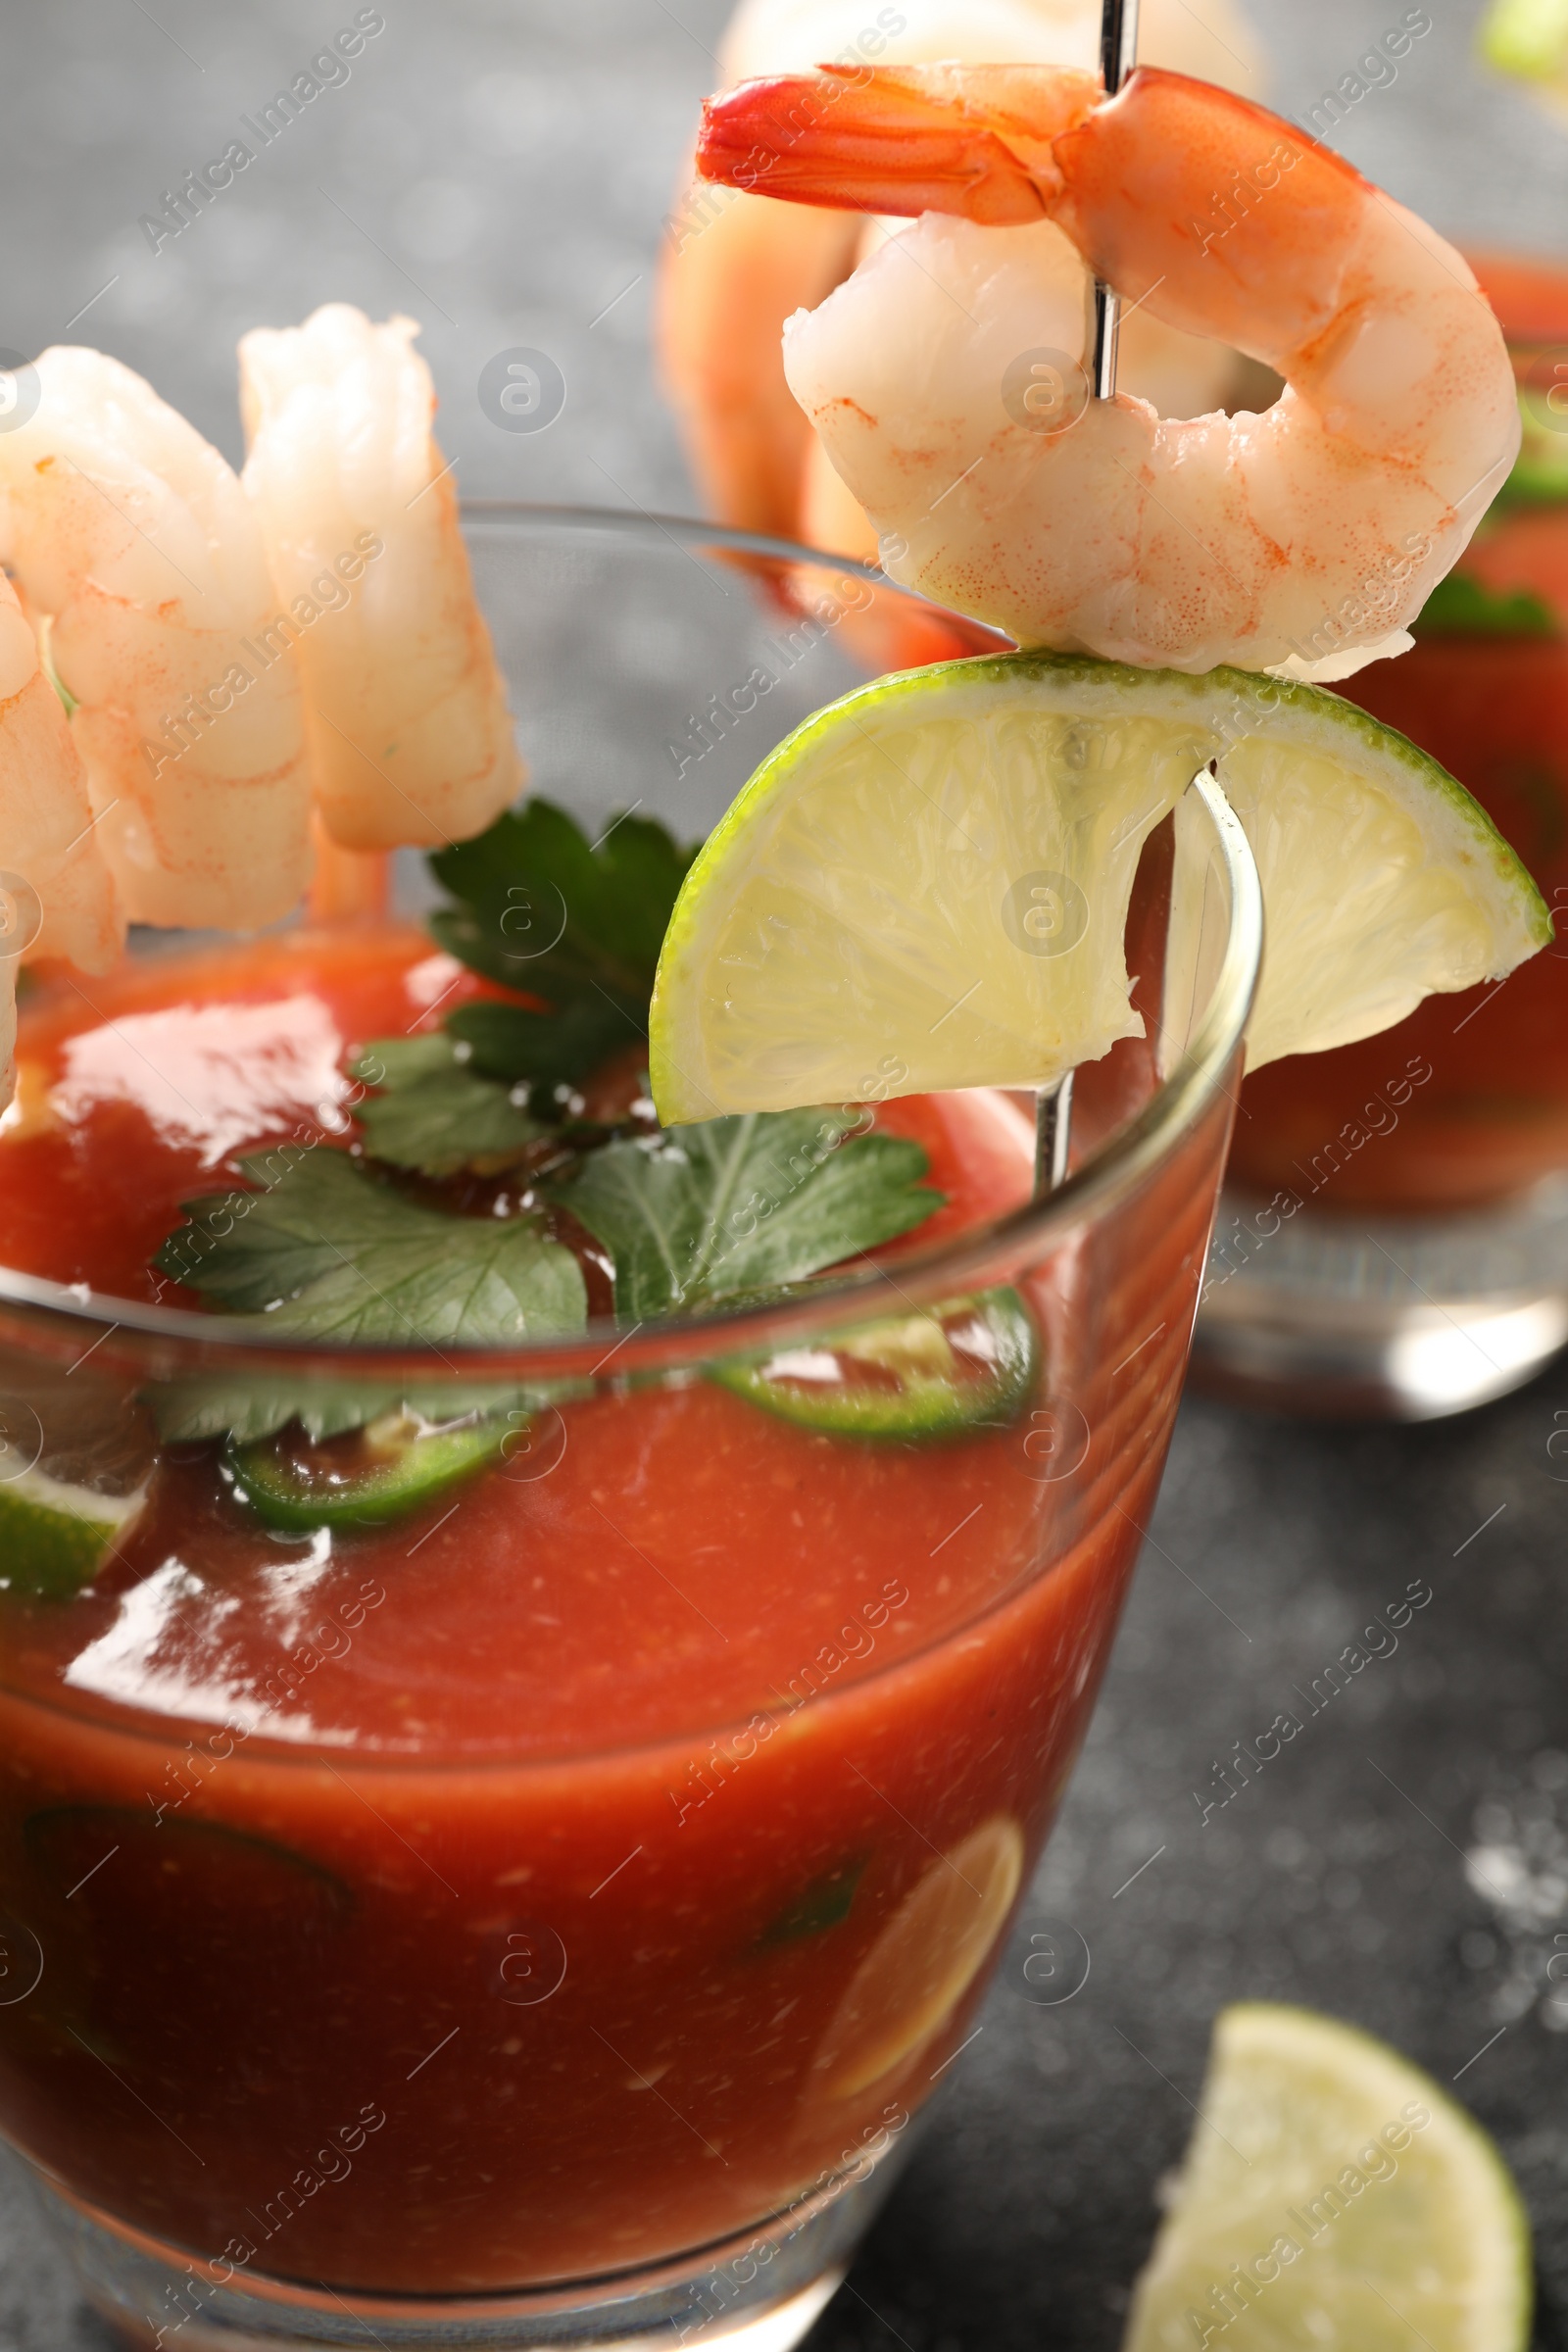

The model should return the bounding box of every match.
[1091,0,1141,403]
[1032,0,1140,1201]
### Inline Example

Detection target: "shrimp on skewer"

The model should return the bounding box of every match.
[696,65,1521,679]
[0,573,122,1107]
[239,305,524,857]
[0,348,313,929]
[660,0,1269,559]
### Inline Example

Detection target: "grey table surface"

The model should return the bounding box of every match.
[3,0,1568,2345]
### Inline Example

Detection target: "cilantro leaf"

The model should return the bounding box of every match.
[155,1379,507,1446]
[1414,572,1557,638]
[549,1108,943,1321]
[445,998,636,1092]
[158,1150,587,1347]
[356,1035,461,1087]
[427,800,698,1050]
[757,1857,866,1948]
[150,1376,580,1446]
[396,801,697,1148]
[350,1037,543,1176]
[1501,393,1568,510]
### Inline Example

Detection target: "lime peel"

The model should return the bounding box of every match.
[651,653,1546,1123]
[1122,2000,1532,2352]
[0,1467,147,1597]
[1481,0,1568,80]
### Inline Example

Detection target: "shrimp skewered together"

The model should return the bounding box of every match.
[697,65,1521,679]
[0,573,122,1105]
[0,348,313,928]
[240,305,524,854]
[660,0,1269,559]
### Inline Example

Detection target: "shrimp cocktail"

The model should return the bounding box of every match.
[665,0,1568,1420]
[659,0,1271,562]
[0,48,1547,2352]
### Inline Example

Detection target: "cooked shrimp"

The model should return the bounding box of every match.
[0,574,122,1108]
[697,65,1521,679]
[660,0,1268,557]
[0,347,313,928]
[0,582,122,972]
[239,305,524,853]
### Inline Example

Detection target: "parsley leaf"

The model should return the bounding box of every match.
[348,805,696,1180]
[158,1150,587,1346]
[444,998,634,1092]
[358,1036,463,1086]
[150,1377,555,1447]
[1414,572,1557,638]
[757,1858,866,1948]
[549,1108,943,1321]
[427,799,698,1068]
[350,1037,544,1176]
[150,809,947,1439]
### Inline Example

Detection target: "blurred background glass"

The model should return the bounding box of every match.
[1195,247,1568,1420]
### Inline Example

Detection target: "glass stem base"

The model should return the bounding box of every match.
[28,2151,908,2351]
[1192,1182,1568,1419]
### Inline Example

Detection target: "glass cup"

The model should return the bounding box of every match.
[0,511,1259,2350]
[1193,253,1568,1420]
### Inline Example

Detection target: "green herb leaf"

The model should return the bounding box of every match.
[151,1378,551,1447]
[157,1150,588,1348]
[350,1036,544,1176]
[549,1108,943,1321]
[426,800,699,1076]
[445,998,636,1093]
[354,1035,459,1087]
[756,1858,865,1949]
[1501,388,1568,510]
[1413,570,1559,638]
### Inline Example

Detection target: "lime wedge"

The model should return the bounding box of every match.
[0,1466,147,1598]
[649,655,1547,1120]
[0,1367,155,1596]
[1481,0,1568,80]
[812,1815,1023,2099]
[1123,2002,1531,2352]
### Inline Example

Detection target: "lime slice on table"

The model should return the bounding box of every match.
[1122,2002,1531,2352]
[649,655,1547,1121]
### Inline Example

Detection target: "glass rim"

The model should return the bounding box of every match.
[0,504,1263,1377]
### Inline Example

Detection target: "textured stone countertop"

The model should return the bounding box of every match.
[2,1,1567,2344]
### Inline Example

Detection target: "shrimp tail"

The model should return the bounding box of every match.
[698,64,1099,223]
[750,59,1516,678]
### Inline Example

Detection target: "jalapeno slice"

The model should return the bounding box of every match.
[227,1409,512,1531]
[711,1287,1037,1439]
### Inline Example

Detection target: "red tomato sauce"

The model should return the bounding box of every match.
[0,928,1203,2292]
